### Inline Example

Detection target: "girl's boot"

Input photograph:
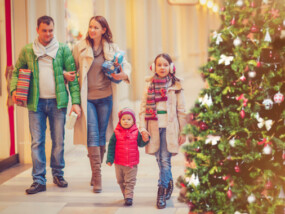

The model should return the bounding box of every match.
[165,180,174,200]
[157,186,167,209]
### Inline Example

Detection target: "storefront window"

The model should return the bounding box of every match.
[65,0,95,49]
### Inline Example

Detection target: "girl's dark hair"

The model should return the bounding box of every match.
[154,53,180,85]
[85,16,113,47]
[37,16,54,28]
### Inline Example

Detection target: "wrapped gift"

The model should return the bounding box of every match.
[102,51,125,84]
[15,69,31,107]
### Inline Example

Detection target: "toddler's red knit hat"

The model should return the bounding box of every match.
[118,108,136,123]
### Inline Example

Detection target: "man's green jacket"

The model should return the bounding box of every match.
[10,43,80,111]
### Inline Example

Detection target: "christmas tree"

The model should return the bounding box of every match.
[180,0,285,213]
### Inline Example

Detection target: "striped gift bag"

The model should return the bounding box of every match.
[16,69,31,107]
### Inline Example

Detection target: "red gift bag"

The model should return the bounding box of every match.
[16,69,31,107]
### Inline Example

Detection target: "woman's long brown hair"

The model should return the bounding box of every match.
[85,16,113,47]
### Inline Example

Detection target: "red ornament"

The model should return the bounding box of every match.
[240,109,245,119]
[240,75,246,82]
[274,92,284,104]
[282,150,285,160]
[227,189,232,199]
[199,122,208,131]
[223,175,230,180]
[209,67,214,73]
[195,147,201,152]
[265,180,272,189]
[188,201,195,210]
[231,17,236,25]
[256,60,261,67]
[251,24,259,33]
[235,165,240,173]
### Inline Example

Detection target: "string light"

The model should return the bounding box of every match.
[213,4,219,12]
[199,0,219,13]
[199,0,207,5]
[207,0,214,8]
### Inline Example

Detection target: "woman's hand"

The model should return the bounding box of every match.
[112,58,128,81]
[111,72,128,81]
[178,135,186,145]
[141,131,150,142]
[107,162,112,166]
[63,71,76,82]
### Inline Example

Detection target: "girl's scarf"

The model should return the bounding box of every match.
[145,74,171,120]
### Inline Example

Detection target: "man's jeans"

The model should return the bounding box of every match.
[28,99,66,185]
[155,128,173,188]
[87,95,113,147]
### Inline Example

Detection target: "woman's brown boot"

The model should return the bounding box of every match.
[87,146,102,193]
[100,145,106,163]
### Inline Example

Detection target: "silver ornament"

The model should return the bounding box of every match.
[248,70,256,78]
[264,28,272,42]
[247,193,256,203]
[262,99,273,110]
[229,138,236,147]
[263,144,272,155]
[233,37,242,47]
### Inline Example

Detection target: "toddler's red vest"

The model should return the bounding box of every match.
[114,124,139,167]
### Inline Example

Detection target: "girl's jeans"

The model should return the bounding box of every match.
[28,98,66,185]
[87,95,113,147]
[155,128,173,188]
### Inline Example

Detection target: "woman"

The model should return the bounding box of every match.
[72,16,131,193]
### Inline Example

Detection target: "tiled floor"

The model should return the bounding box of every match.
[0,145,189,214]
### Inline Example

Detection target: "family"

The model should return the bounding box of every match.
[10,15,187,209]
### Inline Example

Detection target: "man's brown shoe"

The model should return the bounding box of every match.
[26,182,46,194]
[53,176,68,188]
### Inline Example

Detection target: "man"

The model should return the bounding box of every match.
[10,16,81,194]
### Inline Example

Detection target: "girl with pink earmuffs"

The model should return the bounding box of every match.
[139,53,187,209]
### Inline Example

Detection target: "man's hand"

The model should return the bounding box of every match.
[178,135,186,146]
[69,104,81,118]
[141,131,150,142]
[12,91,17,104]
[107,162,112,166]
[63,71,76,82]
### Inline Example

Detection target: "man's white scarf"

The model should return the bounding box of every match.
[33,37,59,59]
